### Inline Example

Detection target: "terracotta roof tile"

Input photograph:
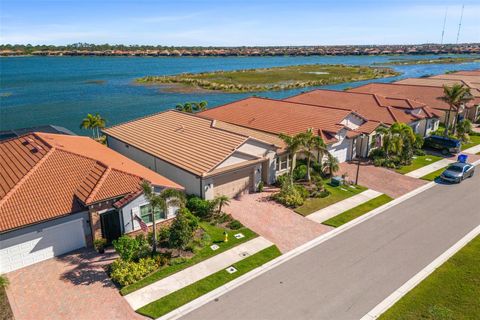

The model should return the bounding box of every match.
[349,83,479,111]
[199,97,350,138]
[284,89,435,125]
[395,78,480,96]
[103,110,250,176]
[0,133,182,232]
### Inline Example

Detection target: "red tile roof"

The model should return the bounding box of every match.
[0,133,182,232]
[199,97,352,143]
[285,89,439,125]
[349,83,479,111]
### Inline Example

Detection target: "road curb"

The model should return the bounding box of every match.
[156,181,437,320]
[360,224,480,320]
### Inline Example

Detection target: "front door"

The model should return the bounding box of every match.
[100,210,122,243]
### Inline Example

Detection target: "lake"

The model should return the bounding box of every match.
[1,54,479,135]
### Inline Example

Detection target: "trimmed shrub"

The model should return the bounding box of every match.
[112,235,141,262]
[272,184,307,207]
[228,220,243,230]
[110,257,159,287]
[293,164,308,181]
[275,174,290,187]
[186,196,215,219]
[413,149,426,156]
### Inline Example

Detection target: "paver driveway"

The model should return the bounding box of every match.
[6,248,143,320]
[339,162,427,198]
[225,189,332,253]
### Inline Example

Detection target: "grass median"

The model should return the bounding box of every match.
[137,245,282,318]
[461,135,480,151]
[120,222,256,296]
[395,155,443,174]
[322,194,393,228]
[420,167,447,181]
[380,235,480,320]
[295,183,367,216]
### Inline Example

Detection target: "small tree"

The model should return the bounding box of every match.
[456,119,472,142]
[440,84,473,136]
[214,195,230,215]
[168,209,198,250]
[142,181,185,255]
[324,154,339,177]
[279,132,304,185]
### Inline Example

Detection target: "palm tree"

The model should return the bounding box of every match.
[311,134,329,176]
[193,101,208,112]
[176,102,193,113]
[440,84,473,136]
[214,195,230,215]
[80,113,97,138]
[324,154,339,177]
[279,132,304,185]
[94,114,106,139]
[141,181,185,254]
[374,123,419,164]
[80,113,106,139]
[456,119,472,142]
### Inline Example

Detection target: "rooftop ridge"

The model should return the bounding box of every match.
[85,167,113,204]
[386,106,399,123]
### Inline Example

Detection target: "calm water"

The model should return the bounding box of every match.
[1,54,479,135]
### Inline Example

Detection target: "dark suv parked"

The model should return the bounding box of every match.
[423,135,461,155]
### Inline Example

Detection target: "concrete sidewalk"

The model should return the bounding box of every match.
[306,189,382,224]
[463,144,480,155]
[405,158,453,178]
[124,237,273,310]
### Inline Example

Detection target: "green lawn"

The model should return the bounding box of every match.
[380,236,480,320]
[137,64,399,92]
[295,183,367,216]
[120,222,256,295]
[395,155,443,174]
[137,245,282,318]
[420,167,447,181]
[461,135,480,151]
[322,194,393,228]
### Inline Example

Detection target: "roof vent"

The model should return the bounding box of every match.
[176,125,185,132]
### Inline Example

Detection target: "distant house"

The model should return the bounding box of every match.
[199,97,383,163]
[103,110,280,200]
[349,82,480,123]
[0,132,182,273]
[0,125,76,141]
[285,89,441,137]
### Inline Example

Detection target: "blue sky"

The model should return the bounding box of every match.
[1,0,479,45]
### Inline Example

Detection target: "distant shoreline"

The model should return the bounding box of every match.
[2,43,479,57]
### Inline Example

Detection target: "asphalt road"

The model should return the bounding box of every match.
[182,173,480,320]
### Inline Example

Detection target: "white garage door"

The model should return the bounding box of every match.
[0,219,86,273]
[213,168,254,198]
[328,138,351,163]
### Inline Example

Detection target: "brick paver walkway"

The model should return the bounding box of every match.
[339,162,427,198]
[6,248,143,320]
[225,190,332,253]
